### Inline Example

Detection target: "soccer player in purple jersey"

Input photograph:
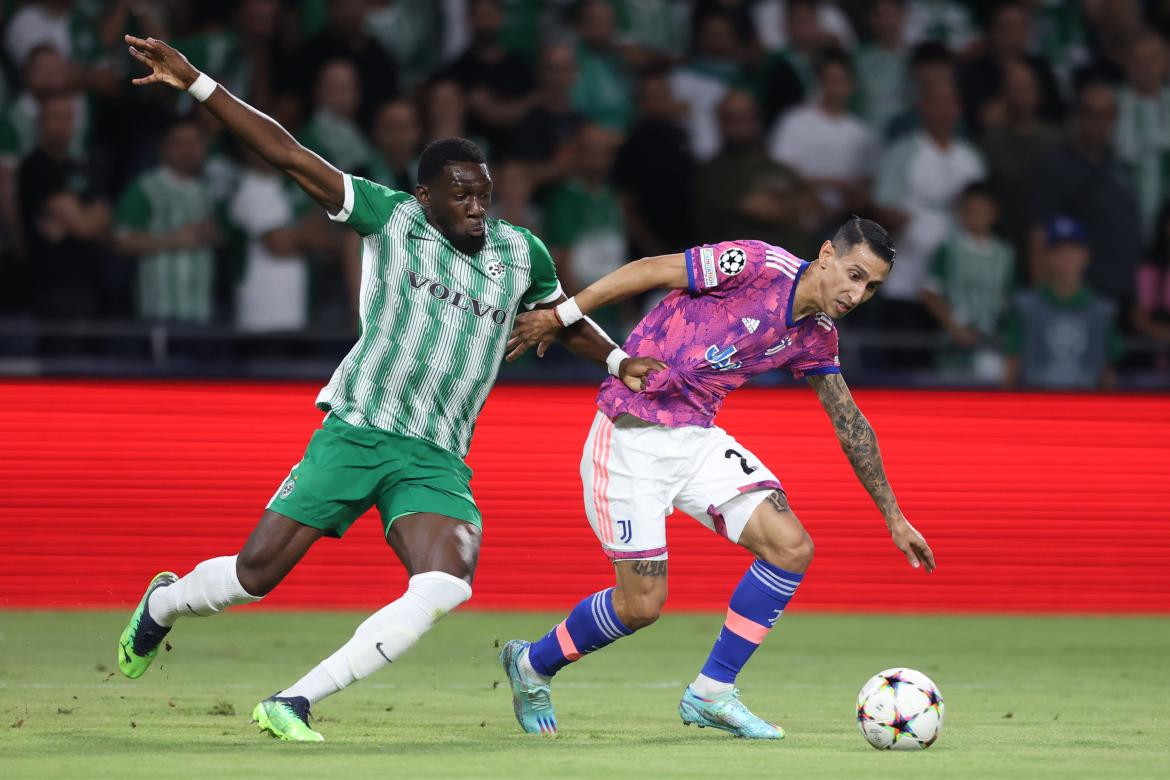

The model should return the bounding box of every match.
[498,217,936,739]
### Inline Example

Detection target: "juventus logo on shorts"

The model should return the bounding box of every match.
[616,519,633,544]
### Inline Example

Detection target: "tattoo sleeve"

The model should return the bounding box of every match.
[807,373,900,522]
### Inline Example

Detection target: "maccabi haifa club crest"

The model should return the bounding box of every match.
[486,260,505,279]
[278,475,297,499]
[718,247,747,276]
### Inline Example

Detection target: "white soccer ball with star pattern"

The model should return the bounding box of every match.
[856,667,944,750]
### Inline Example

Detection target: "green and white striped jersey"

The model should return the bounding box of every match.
[318,173,562,457]
[114,166,218,323]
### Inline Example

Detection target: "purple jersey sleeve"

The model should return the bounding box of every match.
[787,315,842,379]
[685,240,769,294]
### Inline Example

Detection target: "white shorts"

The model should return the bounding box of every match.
[580,412,785,561]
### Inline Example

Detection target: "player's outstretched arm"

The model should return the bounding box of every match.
[506,253,687,360]
[807,372,936,572]
[124,35,344,213]
[518,293,667,392]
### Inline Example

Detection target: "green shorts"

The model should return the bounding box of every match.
[267,414,481,538]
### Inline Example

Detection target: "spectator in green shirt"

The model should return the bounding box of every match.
[571,0,634,132]
[855,0,910,138]
[693,89,819,256]
[298,59,374,177]
[367,99,422,192]
[921,181,1016,380]
[1114,32,1170,241]
[113,118,220,324]
[541,123,627,330]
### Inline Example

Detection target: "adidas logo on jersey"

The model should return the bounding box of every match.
[815,313,834,331]
[741,317,760,333]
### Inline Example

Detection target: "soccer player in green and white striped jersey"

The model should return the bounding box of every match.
[113,118,219,323]
[114,35,664,742]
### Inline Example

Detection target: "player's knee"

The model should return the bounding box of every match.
[619,591,666,630]
[407,570,473,615]
[755,530,814,573]
[792,532,815,569]
[234,554,278,597]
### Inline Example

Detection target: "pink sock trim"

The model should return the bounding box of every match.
[723,608,770,644]
[554,620,581,661]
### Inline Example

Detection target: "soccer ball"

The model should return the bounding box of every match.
[856,668,944,750]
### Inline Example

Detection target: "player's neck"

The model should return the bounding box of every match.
[791,266,822,321]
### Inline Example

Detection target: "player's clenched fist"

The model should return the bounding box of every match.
[616,356,667,393]
[125,35,199,90]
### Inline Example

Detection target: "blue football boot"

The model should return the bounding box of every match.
[500,640,557,735]
[679,686,785,739]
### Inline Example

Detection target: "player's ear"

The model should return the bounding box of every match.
[818,239,834,268]
[415,183,430,208]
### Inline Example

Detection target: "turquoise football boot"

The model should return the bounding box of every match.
[679,686,785,739]
[499,640,557,734]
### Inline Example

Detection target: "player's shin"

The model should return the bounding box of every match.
[692,560,804,698]
[525,587,634,679]
[277,572,472,704]
[147,555,262,627]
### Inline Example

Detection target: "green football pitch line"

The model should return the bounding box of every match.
[1,611,1166,779]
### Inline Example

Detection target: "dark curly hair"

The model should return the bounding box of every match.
[417,137,487,185]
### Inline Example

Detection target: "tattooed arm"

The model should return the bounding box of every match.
[807,373,936,572]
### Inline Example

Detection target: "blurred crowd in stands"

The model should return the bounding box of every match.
[1,0,1169,389]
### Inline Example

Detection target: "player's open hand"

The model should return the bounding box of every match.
[506,308,561,361]
[125,35,199,90]
[890,518,936,572]
[618,356,667,393]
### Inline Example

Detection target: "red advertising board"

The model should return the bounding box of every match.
[1,381,1167,612]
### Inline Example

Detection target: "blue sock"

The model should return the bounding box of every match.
[699,560,804,684]
[528,588,634,677]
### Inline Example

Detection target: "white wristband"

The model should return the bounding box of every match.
[554,297,584,327]
[606,348,629,377]
[187,72,217,102]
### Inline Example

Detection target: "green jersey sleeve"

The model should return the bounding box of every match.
[114,180,151,232]
[328,173,412,236]
[0,113,20,160]
[519,228,563,308]
[541,185,578,248]
[923,244,948,294]
[874,137,913,208]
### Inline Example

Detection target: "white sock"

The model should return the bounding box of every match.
[147,555,261,627]
[278,571,472,704]
[691,673,735,698]
[519,646,551,684]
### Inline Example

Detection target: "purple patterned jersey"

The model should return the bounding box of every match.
[597,240,840,427]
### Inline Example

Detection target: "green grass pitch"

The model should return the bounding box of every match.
[1,611,1167,779]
